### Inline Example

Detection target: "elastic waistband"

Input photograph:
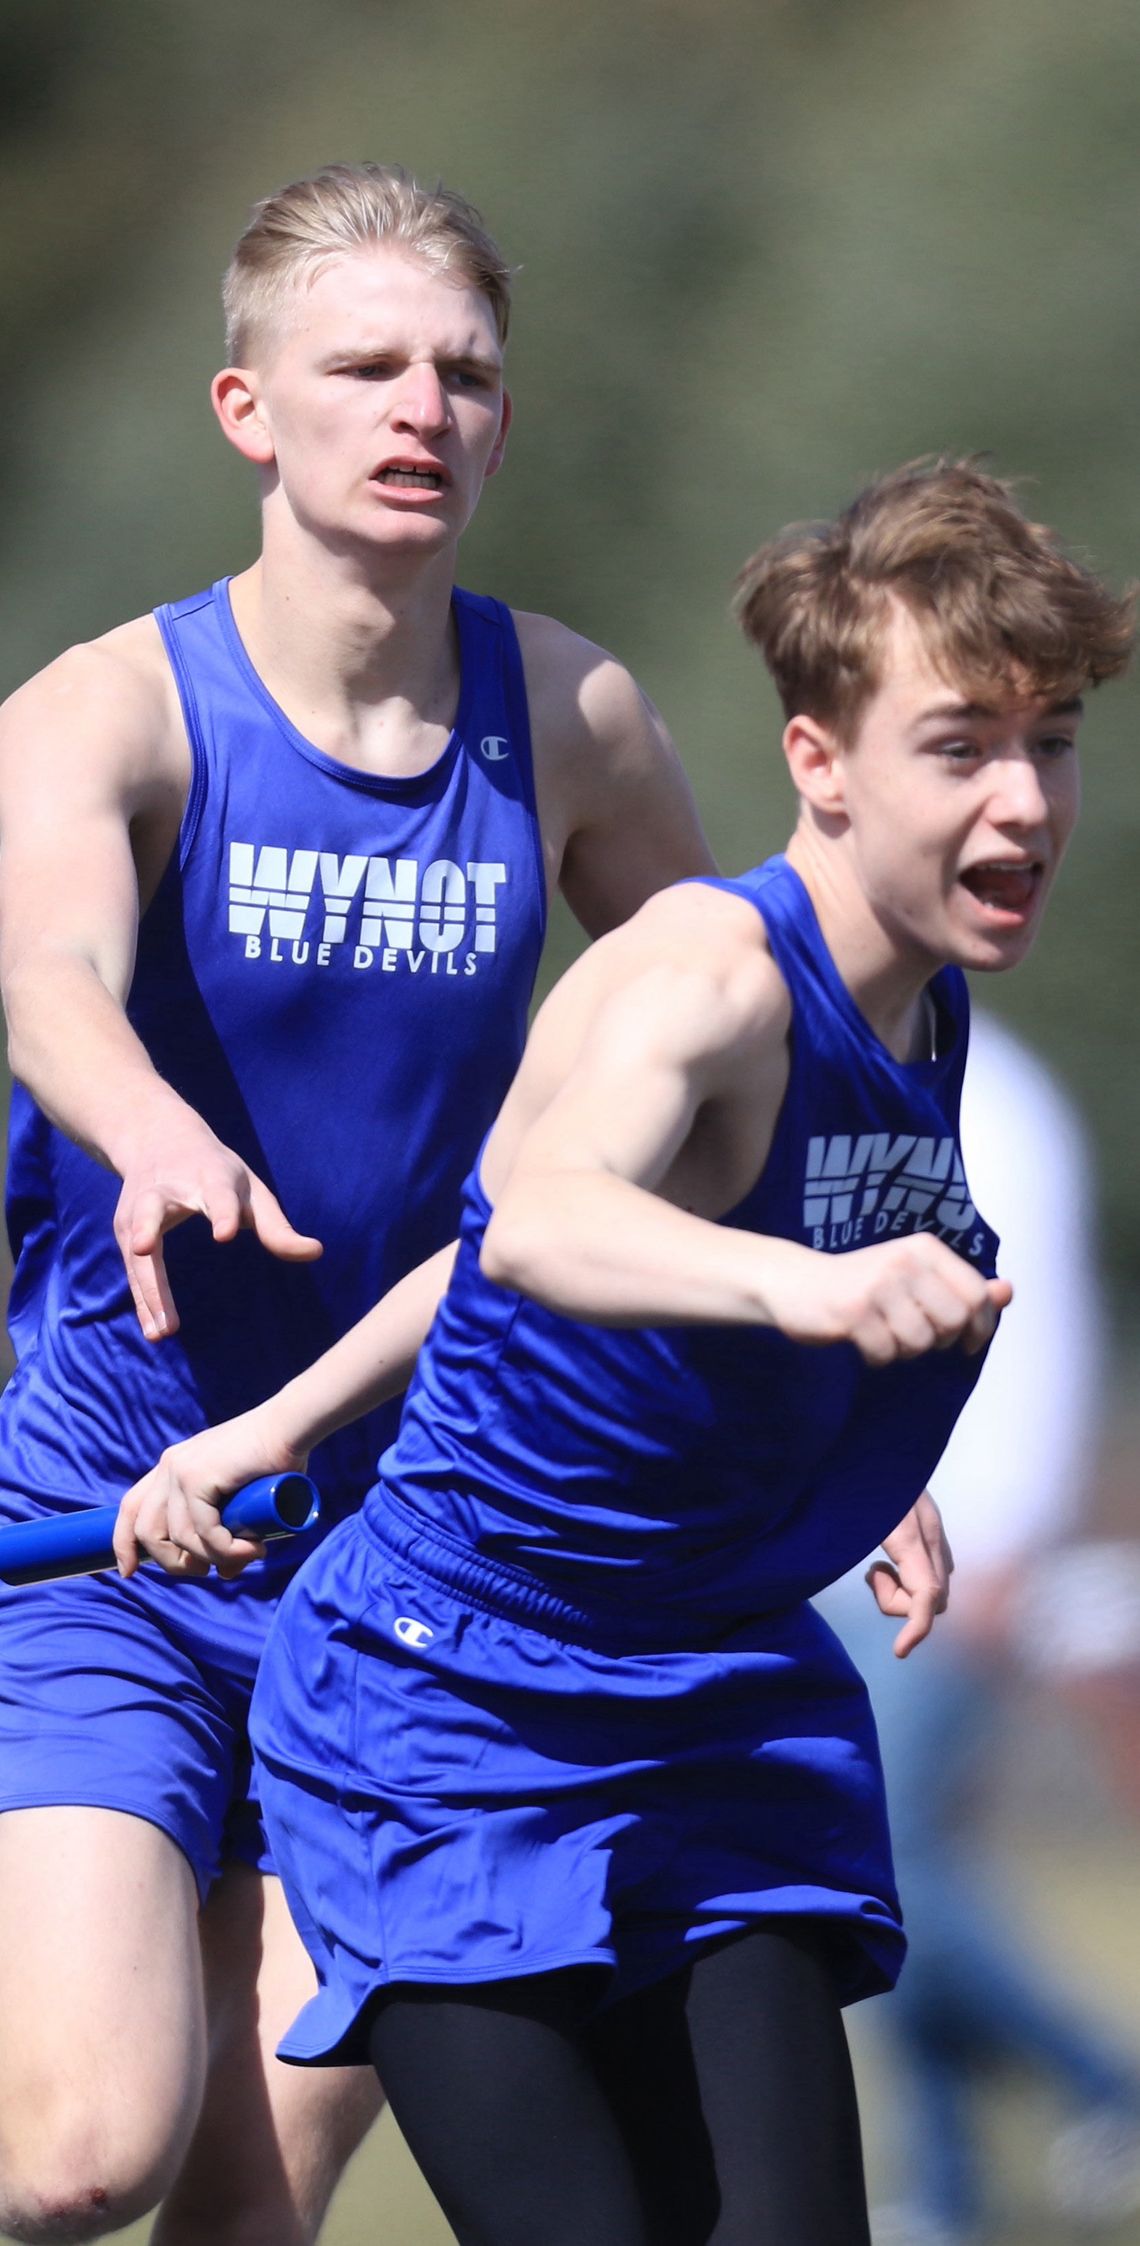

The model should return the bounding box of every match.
[361,1486,772,1656]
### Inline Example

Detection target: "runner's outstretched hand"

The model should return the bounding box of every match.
[114,1117,322,1341]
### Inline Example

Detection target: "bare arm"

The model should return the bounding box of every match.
[481,889,1011,1354]
[113,1241,457,1577]
[517,614,717,935]
[0,633,321,1339]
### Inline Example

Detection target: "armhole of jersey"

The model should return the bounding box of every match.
[679,873,784,968]
[493,598,549,951]
[153,604,209,871]
[681,872,759,906]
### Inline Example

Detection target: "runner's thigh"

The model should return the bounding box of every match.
[0,1806,206,2227]
[153,1866,382,2246]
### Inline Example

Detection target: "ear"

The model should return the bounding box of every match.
[210,367,277,468]
[783,712,849,818]
[484,387,513,480]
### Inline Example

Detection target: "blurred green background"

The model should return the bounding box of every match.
[1,1,1138,2239]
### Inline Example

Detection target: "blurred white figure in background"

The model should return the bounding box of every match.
[821,1010,1140,2246]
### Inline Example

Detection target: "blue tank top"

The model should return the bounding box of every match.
[2,581,546,1565]
[369,855,999,1639]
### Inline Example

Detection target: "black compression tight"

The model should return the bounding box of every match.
[367,1924,871,2246]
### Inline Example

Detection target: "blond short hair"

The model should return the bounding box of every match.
[222,161,513,364]
[735,458,1134,740]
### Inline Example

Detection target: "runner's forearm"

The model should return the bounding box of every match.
[259,1243,458,1456]
[481,1169,811,1328]
[4,952,198,1173]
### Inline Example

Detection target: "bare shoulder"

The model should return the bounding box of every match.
[0,614,187,803]
[511,609,713,927]
[538,878,790,1078]
[491,876,790,1176]
[616,880,791,1051]
[512,609,678,776]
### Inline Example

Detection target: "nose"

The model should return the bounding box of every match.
[989,750,1052,831]
[391,362,451,438]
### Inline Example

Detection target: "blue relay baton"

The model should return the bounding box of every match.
[0,1472,320,1586]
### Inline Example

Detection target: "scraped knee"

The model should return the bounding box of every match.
[0,2120,181,2243]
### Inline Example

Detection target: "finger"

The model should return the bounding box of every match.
[204,1182,247,1246]
[112,1490,145,1577]
[910,1269,991,1352]
[158,1544,211,1579]
[913,1489,954,1585]
[165,1485,269,1573]
[244,1176,323,1262]
[133,1535,211,1579]
[180,1504,249,1565]
[866,1560,908,1619]
[882,1294,941,1358]
[215,1538,268,1582]
[893,1579,940,1658]
[165,1508,264,1578]
[911,1491,947,1581]
[959,1274,1013,1353]
[927,1546,952,1606]
[130,1478,209,1571]
[861,1276,964,1363]
[124,1240,180,1341]
[961,1295,1002,1354]
[123,1184,178,1257]
[854,1311,900,1368]
[898,1521,950,1605]
[165,1486,230,1568]
[116,1187,182,1339]
[865,1296,948,1362]
[898,1530,949,1613]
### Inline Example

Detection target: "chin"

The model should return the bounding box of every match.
[959,927,1042,976]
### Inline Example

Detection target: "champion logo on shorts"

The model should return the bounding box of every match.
[394,1614,436,1648]
[480,735,510,761]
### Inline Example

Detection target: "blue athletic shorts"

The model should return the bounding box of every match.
[252,1501,903,2067]
[0,1504,280,1899]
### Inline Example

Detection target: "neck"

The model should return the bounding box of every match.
[784,825,940,1063]
[228,534,462,770]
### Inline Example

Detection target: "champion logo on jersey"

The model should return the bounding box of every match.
[226,843,509,977]
[394,1615,436,1648]
[803,1132,981,1251]
[480,735,510,761]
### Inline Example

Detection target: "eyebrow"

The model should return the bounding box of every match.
[916,695,1085,724]
[329,345,502,374]
[441,351,503,377]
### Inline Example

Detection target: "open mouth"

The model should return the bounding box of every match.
[959,860,1042,915]
[374,465,445,492]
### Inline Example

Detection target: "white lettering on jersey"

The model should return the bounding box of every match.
[227,844,509,969]
[804,1132,979,1251]
[228,845,319,941]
